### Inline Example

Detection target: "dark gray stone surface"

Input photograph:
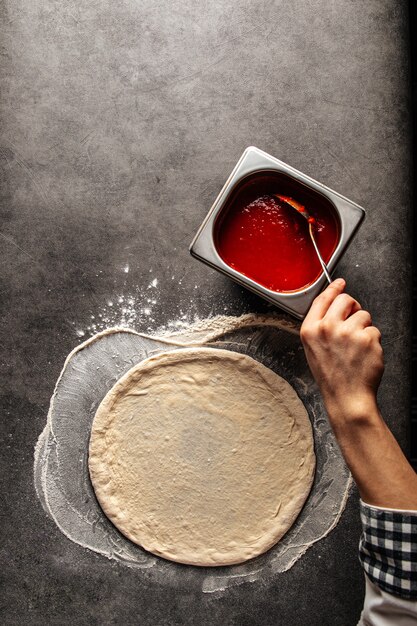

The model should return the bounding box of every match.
[0,1,411,624]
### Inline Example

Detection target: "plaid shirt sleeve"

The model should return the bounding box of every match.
[359,500,417,600]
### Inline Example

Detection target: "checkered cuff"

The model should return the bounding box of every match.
[359,500,417,600]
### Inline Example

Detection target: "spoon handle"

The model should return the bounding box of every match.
[309,223,332,284]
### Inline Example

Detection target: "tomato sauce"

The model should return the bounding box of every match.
[215,192,339,292]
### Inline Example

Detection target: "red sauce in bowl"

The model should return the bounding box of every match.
[215,189,339,293]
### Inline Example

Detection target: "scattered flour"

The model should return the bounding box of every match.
[73,268,235,338]
[35,315,351,594]
[50,270,351,592]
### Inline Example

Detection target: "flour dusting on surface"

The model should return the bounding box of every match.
[34,314,351,594]
[73,270,218,337]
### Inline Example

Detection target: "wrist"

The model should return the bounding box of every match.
[322,391,382,430]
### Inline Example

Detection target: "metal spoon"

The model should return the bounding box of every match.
[274,194,332,284]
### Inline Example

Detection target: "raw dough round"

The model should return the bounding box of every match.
[88,348,315,566]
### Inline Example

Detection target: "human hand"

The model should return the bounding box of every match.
[301,279,417,510]
[300,278,384,423]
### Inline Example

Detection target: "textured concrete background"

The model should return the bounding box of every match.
[0,1,411,624]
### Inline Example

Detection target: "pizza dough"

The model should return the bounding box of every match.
[88,347,315,566]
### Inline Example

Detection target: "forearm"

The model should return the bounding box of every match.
[324,395,417,510]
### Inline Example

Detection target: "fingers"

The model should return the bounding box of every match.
[345,309,373,330]
[365,325,382,343]
[325,293,362,322]
[306,278,346,321]
[304,279,380,345]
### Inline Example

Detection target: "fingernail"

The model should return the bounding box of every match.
[332,278,345,287]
